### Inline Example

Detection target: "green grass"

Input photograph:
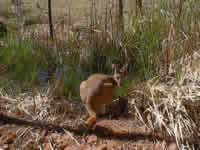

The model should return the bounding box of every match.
[0,0,199,99]
[0,33,51,89]
[63,70,83,100]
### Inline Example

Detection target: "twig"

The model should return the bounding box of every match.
[0,96,17,103]
[135,105,148,128]
[16,127,32,139]
[63,129,80,146]
[39,144,43,150]
[48,137,55,150]
[15,127,32,149]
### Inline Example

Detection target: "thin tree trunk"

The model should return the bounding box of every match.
[136,0,142,16]
[48,0,54,41]
[118,0,124,32]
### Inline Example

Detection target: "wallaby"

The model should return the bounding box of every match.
[80,65,127,134]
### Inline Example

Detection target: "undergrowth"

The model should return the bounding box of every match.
[0,0,200,149]
[0,0,200,100]
[0,33,56,92]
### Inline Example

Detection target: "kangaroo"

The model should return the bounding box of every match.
[80,65,126,134]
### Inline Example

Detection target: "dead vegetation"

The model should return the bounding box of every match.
[0,0,200,150]
[1,51,200,149]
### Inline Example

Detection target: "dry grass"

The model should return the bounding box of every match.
[128,50,200,149]
[0,0,200,149]
[1,51,200,149]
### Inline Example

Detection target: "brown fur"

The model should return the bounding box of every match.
[80,72,123,130]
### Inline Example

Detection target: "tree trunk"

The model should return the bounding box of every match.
[118,0,124,32]
[48,0,54,41]
[136,0,142,16]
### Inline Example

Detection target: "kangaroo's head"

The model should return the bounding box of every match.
[113,64,127,87]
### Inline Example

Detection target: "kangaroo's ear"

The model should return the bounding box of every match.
[120,63,128,75]
[112,63,128,76]
[114,66,117,74]
[112,63,118,74]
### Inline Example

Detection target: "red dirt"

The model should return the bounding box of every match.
[0,98,198,150]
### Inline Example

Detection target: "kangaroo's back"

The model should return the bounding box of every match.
[80,73,117,105]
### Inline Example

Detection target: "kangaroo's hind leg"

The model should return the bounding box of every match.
[83,100,97,136]
[85,102,97,128]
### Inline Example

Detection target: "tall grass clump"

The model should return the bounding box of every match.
[63,70,83,100]
[124,0,199,81]
[122,15,166,81]
[0,33,50,90]
[125,1,200,149]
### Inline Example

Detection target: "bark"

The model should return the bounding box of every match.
[48,0,54,40]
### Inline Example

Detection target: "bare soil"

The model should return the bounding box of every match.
[0,97,185,150]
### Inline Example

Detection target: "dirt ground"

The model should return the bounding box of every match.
[0,97,186,150]
[0,123,177,150]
